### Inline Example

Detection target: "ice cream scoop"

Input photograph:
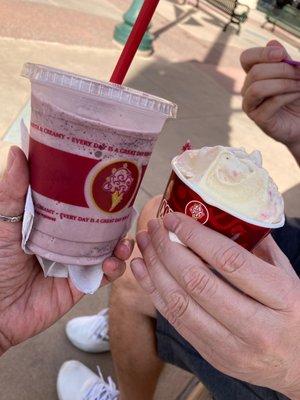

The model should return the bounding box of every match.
[174,146,284,224]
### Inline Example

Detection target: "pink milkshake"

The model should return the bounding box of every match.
[22,63,177,265]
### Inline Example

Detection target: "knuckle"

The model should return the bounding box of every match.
[241,83,246,97]
[155,237,166,257]
[281,61,290,76]
[143,278,157,295]
[253,330,277,356]
[239,51,246,67]
[172,217,199,246]
[242,97,248,113]
[183,267,217,298]
[263,46,272,61]
[182,227,199,246]
[214,245,247,273]
[165,309,182,329]
[166,290,189,320]
[242,97,254,117]
[114,261,126,277]
[268,95,281,108]
[277,279,300,310]
[240,49,251,71]
[248,82,263,99]
[148,219,162,235]
[171,215,182,235]
[280,79,292,91]
[264,335,277,354]
[248,65,261,82]
[147,251,159,269]
[252,110,266,127]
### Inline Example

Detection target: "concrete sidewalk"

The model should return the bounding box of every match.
[0,0,299,399]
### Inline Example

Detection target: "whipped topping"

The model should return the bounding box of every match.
[174,146,284,224]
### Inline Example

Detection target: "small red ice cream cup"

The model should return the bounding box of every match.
[158,157,285,251]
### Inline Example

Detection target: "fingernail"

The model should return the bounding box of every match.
[136,231,150,251]
[109,258,119,272]
[131,258,147,280]
[163,213,180,232]
[148,218,161,234]
[269,48,284,61]
[6,147,17,172]
[120,238,134,250]
[267,39,281,47]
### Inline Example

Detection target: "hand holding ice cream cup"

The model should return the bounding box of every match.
[158,146,285,251]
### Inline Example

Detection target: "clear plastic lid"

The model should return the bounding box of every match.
[22,63,177,119]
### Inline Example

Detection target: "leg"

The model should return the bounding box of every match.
[271,217,300,274]
[156,313,289,400]
[109,196,164,400]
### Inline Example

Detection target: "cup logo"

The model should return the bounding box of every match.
[185,200,209,224]
[103,164,135,212]
[158,199,174,218]
[86,160,141,213]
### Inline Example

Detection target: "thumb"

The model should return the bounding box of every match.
[266,39,284,48]
[266,39,292,61]
[0,146,29,219]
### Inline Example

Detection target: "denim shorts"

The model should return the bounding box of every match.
[156,218,300,400]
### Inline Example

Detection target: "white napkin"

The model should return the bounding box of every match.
[20,120,136,294]
[169,231,184,245]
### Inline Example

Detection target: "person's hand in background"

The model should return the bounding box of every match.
[0,146,134,355]
[240,40,300,163]
[132,213,300,400]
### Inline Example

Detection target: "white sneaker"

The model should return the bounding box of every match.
[66,308,110,353]
[57,361,119,400]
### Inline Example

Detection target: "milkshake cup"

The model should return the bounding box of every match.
[158,146,285,251]
[22,63,177,265]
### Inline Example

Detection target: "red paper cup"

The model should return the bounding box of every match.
[158,159,285,251]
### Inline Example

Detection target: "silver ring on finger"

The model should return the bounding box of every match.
[0,213,24,223]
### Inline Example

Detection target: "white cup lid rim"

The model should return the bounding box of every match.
[21,63,178,119]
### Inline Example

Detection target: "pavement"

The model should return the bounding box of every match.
[0,0,299,399]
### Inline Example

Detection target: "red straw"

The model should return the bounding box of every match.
[110,0,160,84]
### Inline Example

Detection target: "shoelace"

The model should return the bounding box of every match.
[89,309,109,341]
[83,367,119,400]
